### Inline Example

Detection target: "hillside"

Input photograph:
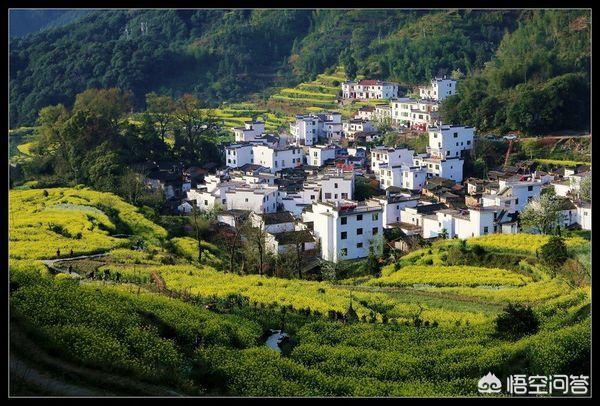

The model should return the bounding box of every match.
[439,10,590,135]
[9,10,91,38]
[10,9,546,129]
[9,187,591,396]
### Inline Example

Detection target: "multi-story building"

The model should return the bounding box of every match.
[343,118,375,137]
[390,98,440,129]
[342,80,399,100]
[370,146,415,172]
[233,121,265,142]
[413,155,464,183]
[290,112,342,145]
[367,191,420,228]
[307,145,337,167]
[377,165,427,191]
[418,77,457,101]
[303,200,384,262]
[225,143,304,173]
[427,125,475,159]
[225,185,279,213]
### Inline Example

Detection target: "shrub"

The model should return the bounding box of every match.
[495,303,539,340]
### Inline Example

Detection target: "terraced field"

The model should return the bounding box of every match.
[9,187,591,396]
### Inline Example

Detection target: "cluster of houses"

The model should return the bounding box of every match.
[342,77,458,132]
[142,76,590,265]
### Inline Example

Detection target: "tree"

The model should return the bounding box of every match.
[538,235,569,274]
[365,245,380,277]
[146,92,175,144]
[172,94,220,164]
[579,174,591,202]
[494,303,539,340]
[242,219,268,277]
[519,194,567,235]
[188,206,211,263]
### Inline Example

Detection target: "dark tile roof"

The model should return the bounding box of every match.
[261,211,296,225]
[273,230,315,245]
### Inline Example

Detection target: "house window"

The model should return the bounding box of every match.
[357,228,363,235]
[310,195,315,200]
[372,227,379,235]
[357,242,363,248]
[334,183,338,188]
[467,140,471,145]
[341,231,347,240]
[341,193,348,199]
[341,217,347,225]
[528,186,533,191]
[357,215,363,221]
[324,193,332,199]
[515,198,519,205]
[340,248,348,256]
[453,132,458,138]
[372,213,379,221]
[204,200,208,206]
[483,226,489,234]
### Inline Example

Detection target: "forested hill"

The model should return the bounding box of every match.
[10,9,590,134]
[9,10,91,38]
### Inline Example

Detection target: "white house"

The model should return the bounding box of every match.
[290,112,342,145]
[419,77,457,101]
[343,119,375,137]
[233,121,266,142]
[342,79,399,100]
[413,156,464,183]
[576,202,592,231]
[496,179,542,212]
[265,229,317,255]
[251,145,304,173]
[354,106,375,120]
[225,143,303,173]
[427,125,475,159]
[308,145,337,167]
[368,191,420,228]
[390,98,440,129]
[303,200,383,262]
[370,146,415,172]
[225,185,279,214]
[177,201,194,214]
[250,211,296,234]
[225,144,254,168]
[377,164,427,191]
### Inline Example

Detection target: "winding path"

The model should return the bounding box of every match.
[41,253,109,275]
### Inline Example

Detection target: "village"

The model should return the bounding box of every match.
[143,77,592,266]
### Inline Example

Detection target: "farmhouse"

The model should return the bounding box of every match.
[342,79,399,100]
[418,77,457,101]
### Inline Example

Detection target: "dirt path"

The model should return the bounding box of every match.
[11,356,104,396]
[41,253,109,276]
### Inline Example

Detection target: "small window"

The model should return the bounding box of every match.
[340,248,348,256]
[341,231,347,239]
[372,227,378,235]
[483,226,489,234]
[528,186,533,191]
[334,183,338,188]
[324,193,332,199]
[372,213,379,221]
[357,228,363,235]
[453,132,458,138]
[341,217,347,225]
[357,242,363,248]
[357,215,363,221]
